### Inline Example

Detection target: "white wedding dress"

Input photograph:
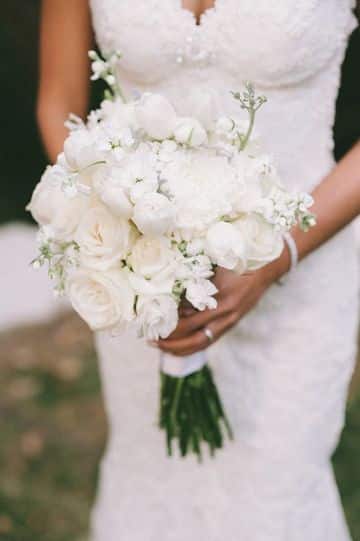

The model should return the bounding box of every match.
[89,1,359,539]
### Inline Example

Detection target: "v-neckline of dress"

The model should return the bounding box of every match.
[178,0,218,27]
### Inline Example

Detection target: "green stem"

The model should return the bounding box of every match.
[240,107,255,151]
[171,378,184,429]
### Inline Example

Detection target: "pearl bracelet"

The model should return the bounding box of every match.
[278,232,298,285]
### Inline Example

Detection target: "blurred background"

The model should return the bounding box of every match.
[0,3,359,540]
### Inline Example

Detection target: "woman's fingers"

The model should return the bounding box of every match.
[158,310,239,357]
[168,300,231,340]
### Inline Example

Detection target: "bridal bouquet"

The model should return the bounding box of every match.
[28,51,315,459]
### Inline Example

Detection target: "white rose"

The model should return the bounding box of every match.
[174,117,207,147]
[67,268,135,330]
[128,237,174,279]
[206,221,246,271]
[136,93,177,140]
[136,295,178,340]
[64,129,103,171]
[234,214,284,270]
[132,193,175,236]
[27,166,90,240]
[75,206,135,270]
[185,279,218,311]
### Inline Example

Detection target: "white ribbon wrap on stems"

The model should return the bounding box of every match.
[160,351,207,378]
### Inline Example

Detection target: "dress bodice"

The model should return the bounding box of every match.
[89,0,357,190]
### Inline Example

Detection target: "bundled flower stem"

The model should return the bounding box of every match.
[160,366,233,459]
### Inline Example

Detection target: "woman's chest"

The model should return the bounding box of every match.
[90,0,355,87]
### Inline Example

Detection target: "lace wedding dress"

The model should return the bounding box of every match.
[89,1,359,539]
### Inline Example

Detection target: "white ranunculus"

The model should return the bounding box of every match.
[173,117,208,147]
[136,93,177,140]
[185,279,218,311]
[64,129,103,171]
[206,221,247,271]
[136,295,178,340]
[75,206,135,270]
[67,268,135,330]
[27,166,90,240]
[234,214,284,270]
[132,193,175,236]
[128,237,174,279]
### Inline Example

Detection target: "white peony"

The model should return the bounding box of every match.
[67,268,135,330]
[162,151,236,234]
[132,193,175,236]
[185,279,218,311]
[136,295,178,340]
[27,166,90,240]
[136,93,177,140]
[75,206,135,270]
[234,214,284,270]
[206,221,247,271]
[173,117,208,147]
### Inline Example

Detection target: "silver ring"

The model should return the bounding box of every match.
[203,327,214,343]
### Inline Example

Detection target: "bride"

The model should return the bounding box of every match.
[37,1,359,539]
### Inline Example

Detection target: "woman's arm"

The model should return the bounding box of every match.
[37,0,93,162]
[158,141,360,357]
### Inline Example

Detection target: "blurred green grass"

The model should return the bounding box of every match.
[0,313,359,541]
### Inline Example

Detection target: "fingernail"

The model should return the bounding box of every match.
[147,340,159,348]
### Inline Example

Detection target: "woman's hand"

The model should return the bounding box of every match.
[157,253,288,357]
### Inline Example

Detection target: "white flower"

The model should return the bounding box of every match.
[93,166,133,219]
[174,117,207,147]
[206,221,246,271]
[67,268,135,330]
[100,99,138,131]
[136,93,177,140]
[27,166,90,240]
[128,237,174,279]
[182,89,218,130]
[136,295,178,340]
[162,151,236,233]
[186,238,205,256]
[177,254,213,281]
[132,193,175,236]
[216,116,235,136]
[101,182,133,219]
[234,214,284,270]
[185,279,218,311]
[75,206,135,270]
[63,129,103,171]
